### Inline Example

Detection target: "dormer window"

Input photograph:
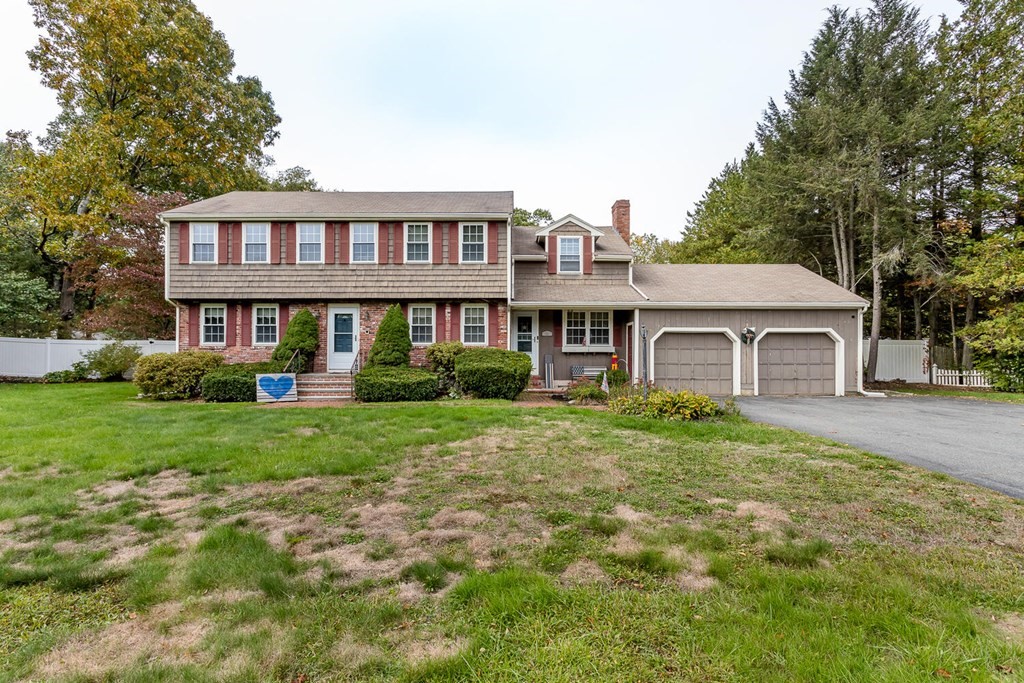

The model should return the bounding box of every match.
[558,236,582,273]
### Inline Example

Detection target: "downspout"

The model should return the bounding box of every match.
[858,305,884,397]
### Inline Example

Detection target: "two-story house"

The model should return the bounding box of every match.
[161,191,867,396]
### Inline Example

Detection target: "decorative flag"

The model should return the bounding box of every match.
[601,372,610,393]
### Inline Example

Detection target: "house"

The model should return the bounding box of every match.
[161,192,868,396]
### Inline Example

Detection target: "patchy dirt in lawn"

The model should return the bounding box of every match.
[560,559,611,586]
[735,501,791,534]
[392,633,468,664]
[613,504,651,524]
[991,612,1024,644]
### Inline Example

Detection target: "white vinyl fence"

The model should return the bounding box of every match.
[0,337,175,378]
[932,369,992,388]
[862,339,929,383]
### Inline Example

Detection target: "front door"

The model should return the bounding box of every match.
[328,305,359,372]
[514,312,539,374]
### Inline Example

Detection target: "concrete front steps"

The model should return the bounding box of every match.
[295,373,353,402]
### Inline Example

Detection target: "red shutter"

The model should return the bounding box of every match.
[338,223,350,264]
[432,224,443,264]
[325,223,335,264]
[488,303,499,347]
[241,305,252,346]
[450,303,460,341]
[279,304,290,337]
[218,223,229,264]
[226,304,237,347]
[178,223,189,264]
[378,224,388,264]
[583,235,593,274]
[487,223,499,264]
[547,236,557,274]
[394,224,404,265]
[285,223,296,264]
[437,304,447,342]
[553,310,562,348]
[231,223,242,264]
[188,304,200,347]
[270,223,282,264]
[448,224,459,263]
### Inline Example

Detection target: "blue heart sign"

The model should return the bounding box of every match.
[257,373,297,402]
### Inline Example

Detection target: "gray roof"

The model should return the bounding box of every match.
[511,224,633,259]
[513,280,646,303]
[632,264,868,306]
[162,191,514,219]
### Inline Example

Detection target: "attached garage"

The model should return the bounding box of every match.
[650,329,740,396]
[755,330,841,396]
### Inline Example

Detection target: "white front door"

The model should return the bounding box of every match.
[328,305,359,372]
[514,312,539,374]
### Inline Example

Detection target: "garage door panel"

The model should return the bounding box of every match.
[758,333,836,396]
[654,332,733,395]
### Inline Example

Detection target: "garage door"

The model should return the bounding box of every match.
[653,332,734,395]
[757,333,836,395]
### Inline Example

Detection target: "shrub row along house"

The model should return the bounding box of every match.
[161,191,867,397]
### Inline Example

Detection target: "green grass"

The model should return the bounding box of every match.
[0,382,1022,682]
[883,384,1024,404]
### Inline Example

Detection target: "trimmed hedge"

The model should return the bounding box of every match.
[425,340,466,395]
[454,348,532,400]
[354,367,439,402]
[609,387,721,421]
[201,361,287,403]
[272,309,320,373]
[366,304,412,368]
[134,351,223,399]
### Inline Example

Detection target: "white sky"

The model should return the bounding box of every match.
[0,0,963,238]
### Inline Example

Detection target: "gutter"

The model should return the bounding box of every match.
[160,212,510,222]
[629,263,649,301]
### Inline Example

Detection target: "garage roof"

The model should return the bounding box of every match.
[632,264,868,307]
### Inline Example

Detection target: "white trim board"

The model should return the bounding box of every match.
[648,327,742,397]
[753,327,845,397]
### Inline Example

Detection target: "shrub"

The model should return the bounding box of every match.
[201,361,287,403]
[974,353,1024,393]
[77,341,144,380]
[366,304,412,368]
[566,377,607,404]
[425,340,466,395]
[597,368,630,389]
[134,351,223,399]
[271,309,320,373]
[354,366,439,402]
[454,348,533,400]
[609,387,721,421]
[43,368,87,384]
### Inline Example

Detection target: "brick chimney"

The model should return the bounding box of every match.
[611,199,630,243]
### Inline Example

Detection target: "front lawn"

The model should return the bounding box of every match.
[871,382,1024,404]
[1,383,1022,682]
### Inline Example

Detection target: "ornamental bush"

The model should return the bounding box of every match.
[354,367,439,402]
[597,368,630,389]
[134,351,223,399]
[566,377,607,404]
[425,341,466,395]
[201,361,287,403]
[974,353,1024,393]
[609,387,721,421]
[78,341,144,380]
[366,305,412,369]
[271,309,320,373]
[454,348,532,400]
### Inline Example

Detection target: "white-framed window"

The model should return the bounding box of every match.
[201,304,227,346]
[562,310,612,351]
[243,223,270,263]
[253,304,279,345]
[408,305,435,345]
[298,222,323,263]
[351,222,377,263]
[460,223,485,263]
[190,223,217,263]
[405,222,431,263]
[462,305,487,345]
[558,236,582,273]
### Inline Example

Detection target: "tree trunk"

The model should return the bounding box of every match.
[950,299,959,371]
[913,290,922,340]
[866,204,883,384]
[58,265,76,338]
[928,294,939,376]
[962,293,975,369]
[831,211,846,289]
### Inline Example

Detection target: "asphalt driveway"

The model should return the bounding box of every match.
[736,394,1024,499]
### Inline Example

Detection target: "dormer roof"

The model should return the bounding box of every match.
[533,214,604,241]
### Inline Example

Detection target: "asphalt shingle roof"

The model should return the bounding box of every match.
[162,191,514,218]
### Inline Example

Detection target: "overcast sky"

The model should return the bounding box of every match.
[1,0,963,238]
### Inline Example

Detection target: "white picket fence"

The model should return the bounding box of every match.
[932,368,992,388]
[0,337,176,378]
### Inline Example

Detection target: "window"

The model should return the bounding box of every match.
[253,305,278,345]
[298,223,323,263]
[191,223,216,263]
[201,304,226,345]
[405,223,431,263]
[559,236,582,273]
[351,222,377,263]
[409,305,434,345]
[462,305,487,345]
[563,310,613,350]
[243,223,269,263]
[461,223,485,263]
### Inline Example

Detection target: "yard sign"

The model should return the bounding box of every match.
[256,373,298,403]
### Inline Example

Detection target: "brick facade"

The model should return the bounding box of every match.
[178,301,510,372]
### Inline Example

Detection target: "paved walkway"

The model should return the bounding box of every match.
[736,394,1024,499]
